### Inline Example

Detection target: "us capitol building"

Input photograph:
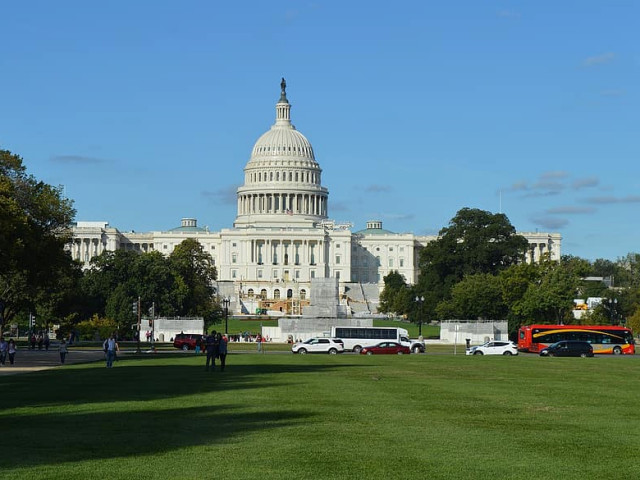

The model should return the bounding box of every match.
[69,80,561,316]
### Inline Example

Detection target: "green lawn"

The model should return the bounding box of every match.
[3,353,640,479]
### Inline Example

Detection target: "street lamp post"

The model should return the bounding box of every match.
[415,296,425,337]
[222,297,230,335]
[607,298,618,325]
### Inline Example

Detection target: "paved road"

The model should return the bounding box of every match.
[0,347,105,376]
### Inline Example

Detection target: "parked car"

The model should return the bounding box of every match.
[291,337,344,355]
[360,341,411,355]
[466,341,518,356]
[173,333,203,351]
[539,341,594,357]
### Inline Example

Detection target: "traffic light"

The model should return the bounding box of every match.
[132,301,138,314]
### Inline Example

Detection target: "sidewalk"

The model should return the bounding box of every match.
[0,348,106,376]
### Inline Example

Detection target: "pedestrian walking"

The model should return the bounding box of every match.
[217,333,228,372]
[256,333,263,353]
[0,337,7,366]
[204,330,219,372]
[103,335,119,368]
[59,338,68,364]
[8,339,16,365]
[44,333,50,351]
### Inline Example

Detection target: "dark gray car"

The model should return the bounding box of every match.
[540,340,594,357]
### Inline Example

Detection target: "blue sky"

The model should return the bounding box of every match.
[1,1,638,261]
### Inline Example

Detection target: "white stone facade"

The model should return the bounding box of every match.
[68,80,562,313]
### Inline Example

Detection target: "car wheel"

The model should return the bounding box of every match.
[328,348,337,355]
[397,351,404,355]
[298,348,307,355]
[412,346,422,354]
[182,344,189,351]
[502,351,513,356]
[353,345,362,354]
[580,352,588,358]
[366,351,373,355]
[613,346,622,355]
[473,350,483,355]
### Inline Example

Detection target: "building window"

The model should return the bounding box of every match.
[232,253,237,264]
[300,289,307,300]
[389,258,394,268]
[232,242,237,247]
[311,270,316,279]
[274,289,281,299]
[336,255,341,265]
[400,258,404,267]
[376,256,381,266]
[389,247,394,252]
[231,270,237,279]
[257,270,263,279]
[260,289,267,299]
[336,243,341,248]
[335,271,340,280]
[295,270,300,279]
[273,270,279,278]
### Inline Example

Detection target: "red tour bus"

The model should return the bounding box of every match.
[518,324,635,355]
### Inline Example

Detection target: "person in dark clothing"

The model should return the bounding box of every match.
[205,330,219,372]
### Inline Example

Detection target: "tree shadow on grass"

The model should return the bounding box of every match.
[1,357,362,410]
[0,405,309,471]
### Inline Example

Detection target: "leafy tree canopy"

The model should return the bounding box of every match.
[0,149,76,329]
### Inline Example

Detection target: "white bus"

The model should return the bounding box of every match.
[330,326,425,354]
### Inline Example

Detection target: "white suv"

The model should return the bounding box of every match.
[466,341,518,356]
[292,338,344,355]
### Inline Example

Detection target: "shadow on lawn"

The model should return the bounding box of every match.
[2,358,359,410]
[0,358,359,470]
[2,404,308,470]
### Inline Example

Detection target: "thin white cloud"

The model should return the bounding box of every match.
[531,215,569,230]
[381,213,415,221]
[202,185,238,205]
[546,206,596,215]
[582,52,616,67]
[572,177,599,190]
[585,195,640,204]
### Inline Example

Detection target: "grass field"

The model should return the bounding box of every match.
[3,352,640,480]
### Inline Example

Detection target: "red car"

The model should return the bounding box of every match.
[360,341,411,355]
[173,333,203,351]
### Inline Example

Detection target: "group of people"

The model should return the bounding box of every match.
[29,332,50,350]
[0,337,17,366]
[204,331,228,372]
[0,335,69,366]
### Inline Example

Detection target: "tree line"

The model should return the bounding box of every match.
[0,149,220,339]
[379,208,640,337]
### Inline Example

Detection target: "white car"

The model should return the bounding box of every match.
[466,341,518,356]
[292,338,344,355]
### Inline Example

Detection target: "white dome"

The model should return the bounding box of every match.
[249,127,315,163]
[234,79,329,228]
